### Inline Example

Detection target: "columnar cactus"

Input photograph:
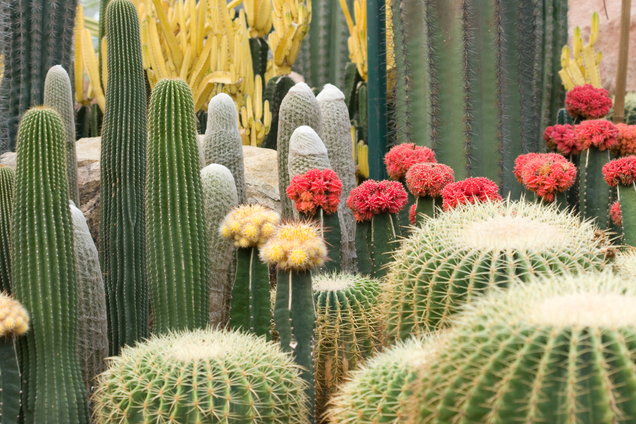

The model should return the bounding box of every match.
[414,272,636,423]
[405,162,454,226]
[220,204,280,337]
[100,0,148,355]
[262,75,296,149]
[43,65,79,205]
[261,222,329,423]
[312,273,382,421]
[288,126,332,180]
[70,202,108,400]
[603,156,636,246]
[12,107,88,423]
[0,166,14,293]
[383,200,606,343]
[146,78,209,334]
[202,93,248,204]
[0,293,29,424]
[201,164,239,326]
[94,329,310,424]
[278,82,323,218]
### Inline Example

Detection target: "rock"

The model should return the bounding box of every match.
[76,137,101,167]
[0,152,15,168]
[243,145,280,211]
[78,161,101,246]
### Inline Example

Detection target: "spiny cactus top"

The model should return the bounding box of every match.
[220,204,280,248]
[414,272,636,423]
[440,177,502,211]
[543,124,581,155]
[575,119,619,151]
[346,180,407,222]
[603,156,636,186]
[94,328,310,424]
[514,153,577,202]
[260,221,327,271]
[287,168,342,216]
[405,162,454,198]
[611,123,636,156]
[0,293,28,338]
[614,249,636,278]
[288,125,332,180]
[565,84,612,120]
[384,143,436,180]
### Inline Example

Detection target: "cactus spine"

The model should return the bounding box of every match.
[146,78,209,334]
[202,93,248,204]
[44,65,80,205]
[12,107,88,423]
[0,166,13,293]
[201,164,238,326]
[94,329,310,424]
[69,202,108,401]
[278,82,323,219]
[100,0,148,355]
[2,0,77,151]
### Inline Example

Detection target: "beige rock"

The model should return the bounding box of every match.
[243,145,280,211]
[76,137,101,167]
[0,152,15,168]
[569,0,636,94]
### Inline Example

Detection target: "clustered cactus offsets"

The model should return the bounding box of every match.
[384,200,607,343]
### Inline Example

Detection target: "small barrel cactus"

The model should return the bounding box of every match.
[0,166,14,293]
[313,273,382,420]
[603,156,636,246]
[220,204,280,338]
[405,162,454,226]
[94,328,310,424]
[614,249,636,278]
[414,272,636,423]
[384,200,607,342]
[201,164,239,326]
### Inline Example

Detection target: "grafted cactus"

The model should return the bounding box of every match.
[0,166,14,293]
[202,93,247,204]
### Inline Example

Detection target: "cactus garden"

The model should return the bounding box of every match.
[0,0,635,423]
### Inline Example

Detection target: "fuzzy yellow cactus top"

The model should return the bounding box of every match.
[220,204,280,248]
[260,221,327,271]
[0,294,29,338]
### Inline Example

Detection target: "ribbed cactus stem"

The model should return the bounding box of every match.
[230,247,271,337]
[44,65,79,205]
[262,75,296,149]
[370,213,398,278]
[618,184,636,246]
[202,93,247,204]
[0,166,14,293]
[354,220,373,275]
[201,164,238,326]
[579,148,611,227]
[0,337,20,422]
[278,83,323,218]
[414,196,436,225]
[147,78,209,334]
[100,0,148,356]
[12,107,88,423]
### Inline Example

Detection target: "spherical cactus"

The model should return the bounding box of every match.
[565,83,612,120]
[220,204,280,249]
[0,293,29,337]
[94,328,310,424]
[313,273,382,420]
[384,200,607,342]
[614,249,636,278]
[325,337,437,424]
[413,271,636,423]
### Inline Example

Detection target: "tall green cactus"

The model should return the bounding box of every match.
[2,0,77,151]
[0,166,13,293]
[12,107,88,423]
[100,0,148,356]
[278,82,323,219]
[146,78,209,334]
[579,147,612,228]
[201,164,238,326]
[261,75,296,150]
[202,93,247,204]
[44,65,80,205]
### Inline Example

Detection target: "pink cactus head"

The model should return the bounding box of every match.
[441,177,502,211]
[611,201,622,227]
[575,119,619,151]
[384,143,436,180]
[543,124,582,155]
[611,124,636,157]
[286,168,342,216]
[346,180,408,222]
[405,162,454,198]
[518,154,577,202]
[565,84,612,120]
[602,156,636,187]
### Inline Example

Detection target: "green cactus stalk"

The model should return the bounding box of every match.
[12,107,88,423]
[354,220,373,275]
[412,196,436,225]
[202,93,247,204]
[100,0,148,356]
[370,212,398,278]
[261,75,296,150]
[146,78,209,334]
[415,272,636,423]
[313,273,382,421]
[317,84,357,271]
[0,166,13,293]
[384,200,606,343]
[94,328,310,423]
[201,164,238,326]
[249,37,269,82]
[75,105,91,140]
[618,183,636,246]
[90,104,103,137]
[278,82,323,219]
[44,65,80,205]
[69,201,108,401]
[579,147,612,228]
[2,0,77,151]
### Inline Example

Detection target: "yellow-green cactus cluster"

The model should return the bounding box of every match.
[220,204,281,248]
[260,221,327,270]
[0,293,28,337]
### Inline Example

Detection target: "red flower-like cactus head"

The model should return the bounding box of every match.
[409,204,417,225]
[441,177,502,211]
[384,143,436,180]
[543,124,582,155]
[405,162,455,198]
[611,124,636,157]
[602,156,636,187]
[346,179,408,222]
[517,154,577,202]
[565,84,613,120]
[575,119,619,151]
[286,168,342,215]
[611,201,622,227]
[514,153,542,184]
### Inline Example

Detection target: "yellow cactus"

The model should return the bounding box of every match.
[220,204,281,248]
[243,0,273,37]
[0,293,29,338]
[559,12,602,91]
[268,0,312,75]
[338,0,367,81]
[239,75,272,146]
[260,221,327,271]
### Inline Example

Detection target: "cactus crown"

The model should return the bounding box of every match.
[313,272,357,292]
[0,293,29,338]
[260,221,327,271]
[220,204,280,248]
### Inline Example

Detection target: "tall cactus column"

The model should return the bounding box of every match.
[0,166,14,293]
[100,0,148,355]
[603,157,636,245]
[146,78,209,334]
[12,107,88,423]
